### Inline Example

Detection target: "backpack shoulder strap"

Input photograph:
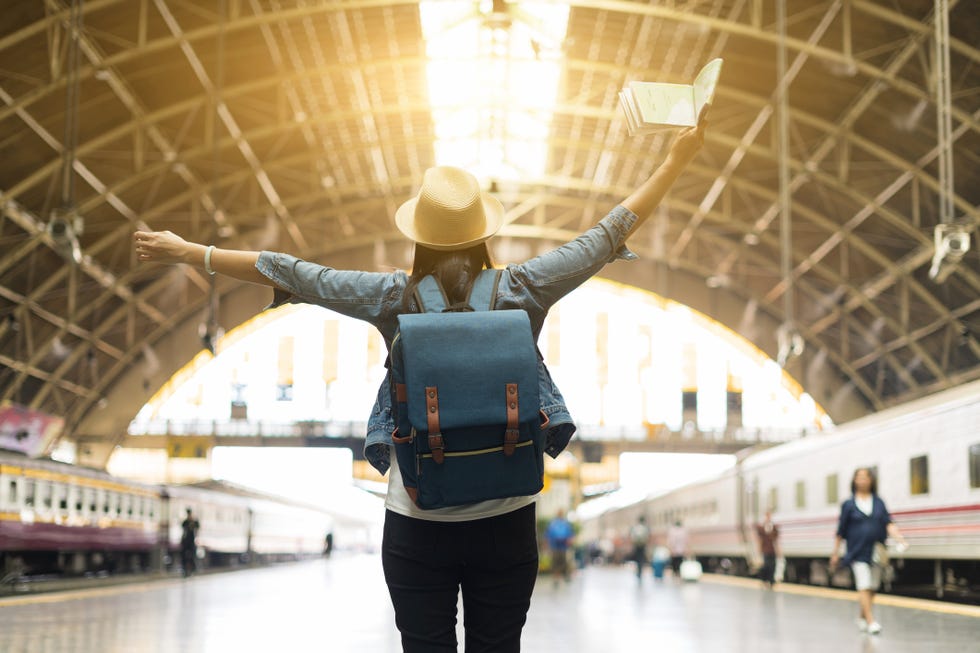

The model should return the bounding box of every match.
[466,269,502,312]
[414,275,448,313]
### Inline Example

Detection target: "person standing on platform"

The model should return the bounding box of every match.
[134,113,708,653]
[180,508,199,577]
[755,510,781,589]
[545,509,575,586]
[829,467,908,635]
[666,520,689,579]
[629,516,651,582]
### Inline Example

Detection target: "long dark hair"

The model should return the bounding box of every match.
[850,467,877,495]
[401,242,494,313]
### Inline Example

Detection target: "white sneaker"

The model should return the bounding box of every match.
[867,622,882,635]
[856,619,868,632]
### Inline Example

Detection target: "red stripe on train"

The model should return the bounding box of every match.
[761,503,980,528]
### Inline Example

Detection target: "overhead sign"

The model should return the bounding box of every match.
[0,402,65,457]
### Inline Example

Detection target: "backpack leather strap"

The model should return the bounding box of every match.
[426,386,444,464]
[504,383,519,456]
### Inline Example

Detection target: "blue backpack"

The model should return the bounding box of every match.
[389,269,547,509]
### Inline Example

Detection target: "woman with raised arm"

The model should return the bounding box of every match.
[134,115,706,653]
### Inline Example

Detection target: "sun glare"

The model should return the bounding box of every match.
[419,1,569,181]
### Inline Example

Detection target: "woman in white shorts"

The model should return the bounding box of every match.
[829,468,907,635]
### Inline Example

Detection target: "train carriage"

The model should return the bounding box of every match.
[0,452,158,575]
[584,379,980,596]
[1,452,334,580]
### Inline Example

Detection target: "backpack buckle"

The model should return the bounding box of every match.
[428,433,445,464]
[503,428,519,456]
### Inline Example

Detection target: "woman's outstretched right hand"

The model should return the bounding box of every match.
[134,230,193,265]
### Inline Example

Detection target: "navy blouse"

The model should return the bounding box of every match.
[836,495,892,565]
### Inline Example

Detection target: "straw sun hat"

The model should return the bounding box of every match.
[395,166,504,251]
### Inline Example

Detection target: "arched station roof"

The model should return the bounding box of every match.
[0,1,977,463]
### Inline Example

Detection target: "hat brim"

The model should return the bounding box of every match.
[394,191,504,251]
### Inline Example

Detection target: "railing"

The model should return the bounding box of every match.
[128,418,815,446]
[128,419,369,439]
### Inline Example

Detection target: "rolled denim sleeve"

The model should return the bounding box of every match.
[507,205,639,311]
[255,251,402,327]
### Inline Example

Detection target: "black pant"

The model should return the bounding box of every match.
[180,544,196,575]
[760,554,776,584]
[632,545,647,577]
[382,504,539,653]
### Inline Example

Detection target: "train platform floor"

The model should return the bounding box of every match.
[1,554,977,652]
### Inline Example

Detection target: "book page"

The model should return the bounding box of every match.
[692,58,724,117]
[628,81,697,127]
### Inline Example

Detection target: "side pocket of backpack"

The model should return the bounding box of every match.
[389,336,421,505]
[391,388,421,504]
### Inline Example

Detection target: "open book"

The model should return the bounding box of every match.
[619,58,723,135]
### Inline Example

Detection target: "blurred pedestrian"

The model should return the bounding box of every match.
[180,508,199,577]
[545,509,574,586]
[829,467,908,635]
[666,520,689,578]
[755,510,781,589]
[629,516,651,582]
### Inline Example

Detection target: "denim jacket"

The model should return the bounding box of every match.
[255,204,640,474]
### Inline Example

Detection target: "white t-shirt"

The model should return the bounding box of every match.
[384,454,536,522]
[855,495,874,516]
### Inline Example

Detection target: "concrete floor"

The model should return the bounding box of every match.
[0,555,977,652]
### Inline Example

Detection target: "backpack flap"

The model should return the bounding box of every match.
[396,309,539,436]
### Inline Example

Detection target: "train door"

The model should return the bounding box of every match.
[736,467,761,572]
[155,491,169,572]
[245,507,254,564]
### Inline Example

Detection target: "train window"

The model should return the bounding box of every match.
[24,479,35,508]
[767,487,778,512]
[40,482,52,509]
[909,455,929,495]
[826,474,839,505]
[58,486,68,511]
[970,444,980,489]
[85,488,97,514]
[7,480,16,506]
[795,481,805,509]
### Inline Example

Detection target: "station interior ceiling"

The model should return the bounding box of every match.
[1,1,978,467]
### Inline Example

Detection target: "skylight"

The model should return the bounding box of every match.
[419,1,569,181]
